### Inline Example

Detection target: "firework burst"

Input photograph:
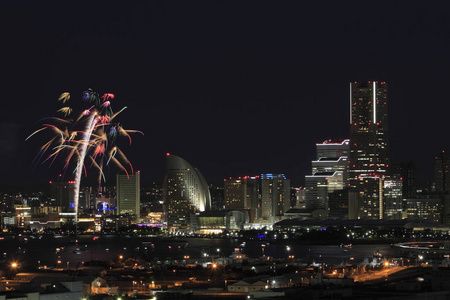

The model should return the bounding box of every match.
[27,88,143,223]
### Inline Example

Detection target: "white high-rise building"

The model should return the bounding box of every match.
[305,140,349,212]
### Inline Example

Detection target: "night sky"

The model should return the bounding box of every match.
[1,1,450,189]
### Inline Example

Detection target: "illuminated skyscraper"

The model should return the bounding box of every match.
[260,174,290,224]
[116,172,140,221]
[163,154,211,233]
[224,176,260,222]
[434,151,450,193]
[50,181,75,212]
[383,176,403,220]
[349,81,389,178]
[349,81,390,219]
[305,139,349,212]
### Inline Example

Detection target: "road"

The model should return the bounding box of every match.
[353,266,413,283]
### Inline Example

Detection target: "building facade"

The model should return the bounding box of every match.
[163,154,211,233]
[260,174,290,224]
[383,177,403,220]
[305,139,349,213]
[349,81,390,219]
[434,151,450,193]
[224,176,259,222]
[116,172,140,221]
[50,181,76,212]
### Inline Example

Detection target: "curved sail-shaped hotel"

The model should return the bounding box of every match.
[163,154,211,233]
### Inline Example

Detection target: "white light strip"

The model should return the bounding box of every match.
[305,171,343,178]
[373,81,376,123]
[350,82,353,124]
[316,139,350,146]
[312,156,348,163]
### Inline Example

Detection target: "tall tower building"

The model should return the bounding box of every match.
[434,151,450,193]
[260,174,290,224]
[50,181,76,212]
[349,81,390,219]
[305,139,349,212]
[116,172,140,221]
[163,154,211,233]
[383,176,403,220]
[224,176,260,222]
[391,161,417,199]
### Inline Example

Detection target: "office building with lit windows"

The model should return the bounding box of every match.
[405,198,442,223]
[305,139,349,213]
[391,161,417,199]
[224,176,259,222]
[434,151,450,193]
[260,174,290,224]
[163,154,211,233]
[305,171,345,211]
[349,176,384,219]
[349,81,390,219]
[116,172,140,221]
[50,181,76,212]
[383,176,403,220]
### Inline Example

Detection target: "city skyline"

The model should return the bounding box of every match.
[1,2,450,189]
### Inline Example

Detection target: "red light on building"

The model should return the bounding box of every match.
[166,152,171,156]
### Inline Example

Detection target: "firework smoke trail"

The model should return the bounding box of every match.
[28,88,143,229]
[73,113,97,224]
